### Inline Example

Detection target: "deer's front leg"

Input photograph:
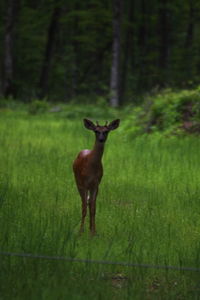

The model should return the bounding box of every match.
[89,187,98,235]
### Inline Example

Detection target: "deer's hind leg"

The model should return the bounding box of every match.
[88,186,98,235]
[78,187,89,233]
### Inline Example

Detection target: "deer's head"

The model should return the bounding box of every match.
[83,118,120,143]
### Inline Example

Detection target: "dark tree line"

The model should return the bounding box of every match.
[0,0,200,106]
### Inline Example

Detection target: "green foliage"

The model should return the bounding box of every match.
[2,86,200,137]
[60,97,117,120]
[28,99,50,114]
[0,97,25,111]
[120,87,200,137]
[148,88,200,134]
[2,0,200,101]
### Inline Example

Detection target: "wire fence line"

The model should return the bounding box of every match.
[1,251,200,272]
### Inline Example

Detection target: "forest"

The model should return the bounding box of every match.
[1,0,200,299]
[1,0,200,106]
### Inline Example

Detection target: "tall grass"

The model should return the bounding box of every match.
[0,110,200,299]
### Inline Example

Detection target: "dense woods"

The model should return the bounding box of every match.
[1,0,200,105]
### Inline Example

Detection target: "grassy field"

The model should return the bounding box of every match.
[0,108,200,299]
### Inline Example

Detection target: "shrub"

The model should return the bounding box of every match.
[120,87,200,138]
[28,99,50,115]
[147,88,200,134]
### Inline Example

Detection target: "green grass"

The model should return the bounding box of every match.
[0,109,200,299]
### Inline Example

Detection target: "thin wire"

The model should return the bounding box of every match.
[0,251,200,272]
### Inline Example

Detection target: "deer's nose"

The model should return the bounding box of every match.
[99,134,105,142]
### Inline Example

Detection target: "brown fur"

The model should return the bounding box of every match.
[73,118,120,235]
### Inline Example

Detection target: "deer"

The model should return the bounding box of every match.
[73,118,120,235]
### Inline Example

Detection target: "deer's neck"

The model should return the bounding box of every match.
[91,141,105,165]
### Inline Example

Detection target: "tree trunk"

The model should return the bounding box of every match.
[38,6,61,99]
[110,0,122,107]
[71,4,80,98]
[158,0,169,81]
[183,0,195,80]
[120,0,134,103]
[138,0,147,53]
[185,0,194,49]
[137,0,148,92]
[3,0,20,98]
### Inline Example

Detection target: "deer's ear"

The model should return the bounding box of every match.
[108,119,120,131]
[83,119,96,130]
